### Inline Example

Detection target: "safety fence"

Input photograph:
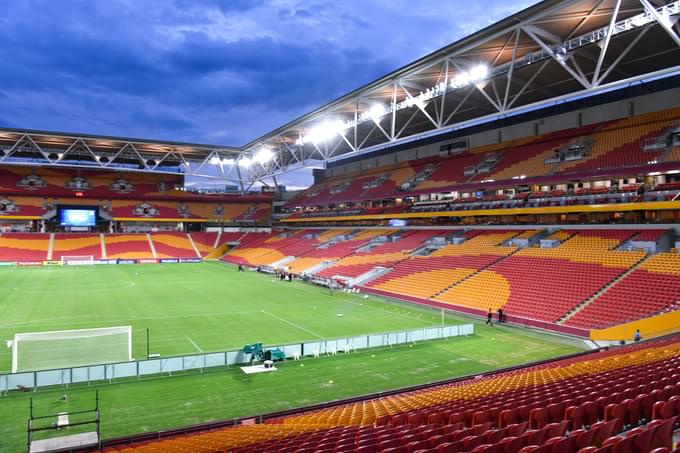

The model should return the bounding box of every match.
[0,324,473,393]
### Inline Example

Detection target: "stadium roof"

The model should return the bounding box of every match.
[242,0,680,181]
[0,127,240,178]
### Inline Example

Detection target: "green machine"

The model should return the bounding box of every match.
[242,343,286,364]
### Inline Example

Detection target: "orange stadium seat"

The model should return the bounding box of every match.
[52,233,103,260]
[433,230,645,322]
[151,233,199,259]
[283,107,680,213]
[0,233,50,261]
[104,336,680,453]
[566,253,680,329]
[104,234,155,259]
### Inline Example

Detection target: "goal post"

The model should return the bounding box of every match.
[60,255,95,265]
[12,326,132,373]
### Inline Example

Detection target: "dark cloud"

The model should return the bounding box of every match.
[0,0,536,146]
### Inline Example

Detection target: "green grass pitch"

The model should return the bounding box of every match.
[0,262,585,451]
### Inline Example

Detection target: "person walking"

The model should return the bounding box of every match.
[486,309,493,326]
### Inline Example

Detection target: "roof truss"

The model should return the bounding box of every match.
[241,0,680,179]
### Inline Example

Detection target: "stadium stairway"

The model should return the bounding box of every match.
[429,247,521,299]
[192,232,225,257]
[557,254,652,325]
[100,233,107,259]
[103,336,680,453]
[186,233,202,258]
[427,230,647,323]
[147,234,158,259]
[314,230,445,281]
[47,233,54,260]
[565,253,680,329]
[364,230,523,300]
[151,233,201,259]
[104,234,155,260]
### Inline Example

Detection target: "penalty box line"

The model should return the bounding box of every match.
[261,310,324,339]
[187,337,203,352]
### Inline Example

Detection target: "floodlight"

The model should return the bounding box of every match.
[631,14,649,27]
[469,64,488,82]
[452,72,470,88]
[254,148,274,165]
[369,104,386,120]
[238,157,252,167]
[210,156,220,165]
[450,64,489,89]
[307,120,346,144]
[222,158,235,165]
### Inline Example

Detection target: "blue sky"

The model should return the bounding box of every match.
[0,0,537,150]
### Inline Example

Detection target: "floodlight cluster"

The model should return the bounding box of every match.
[253,148,274,164]
[209,156,235,165]
[296,64,490,146]
[209,147,274,168]
[450,64,488,89]
[300,120,348,145]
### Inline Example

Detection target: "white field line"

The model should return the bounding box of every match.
[261,310,324,339]
[12,281,136,293]
[0,311,264,329]
[288,280,438,326]
[187,337,203,352]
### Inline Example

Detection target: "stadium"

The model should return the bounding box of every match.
[1,0,680,452]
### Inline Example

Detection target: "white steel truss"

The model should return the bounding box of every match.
[239,0,680,179]
[0,131,245,181]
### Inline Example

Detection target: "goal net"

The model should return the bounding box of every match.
[12,326,132,373]
[61,255,95,265]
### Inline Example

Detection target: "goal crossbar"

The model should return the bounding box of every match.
[12,326,132,373]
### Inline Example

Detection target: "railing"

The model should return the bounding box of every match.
[103,344,606,449]
[0,324,473,393]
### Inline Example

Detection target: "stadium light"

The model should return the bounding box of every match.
[369,104,386,120]
[210,156,236,165]
[254,148,274,165]
[238,157,252,167]
[469,65,489,81]
[281,0,679,153]
[450,64,489,89]
[303,121,347,145]
[450,72,470,89]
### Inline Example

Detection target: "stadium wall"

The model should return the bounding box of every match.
[360,286,590,338]
[590,310,680,341]
[282,225,680,236]
[101,345,602,449]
